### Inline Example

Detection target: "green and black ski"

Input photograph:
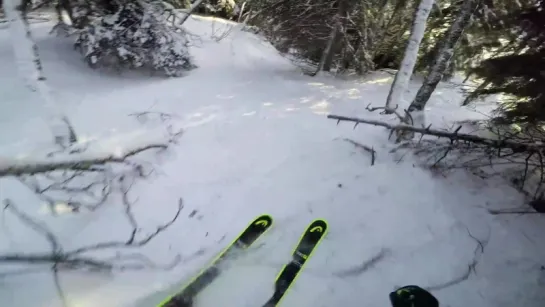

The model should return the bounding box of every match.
[158,214,273,307]
[262,219,328,307]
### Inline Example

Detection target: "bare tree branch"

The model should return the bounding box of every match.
[487,208,540,214]
[66,198,184,255]
[0,197,183,270]
[366,103,413,125]
[334,248,391,277]
[52,264,68,307]
[327,114,545,152]
[426,226,489,291]
[0,253,114,270]
[3,199,61,252]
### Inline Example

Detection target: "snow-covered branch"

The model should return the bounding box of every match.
[0,143,169,177]
[0,111,183,215]
[0,119,183,177]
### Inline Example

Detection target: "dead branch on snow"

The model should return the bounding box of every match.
[328,114,544,152]
[341,138,376,166]
[328,114,545,203]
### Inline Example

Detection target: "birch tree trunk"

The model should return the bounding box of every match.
[384,0,434,111]
[4,0,76,147]
[409,0,480,112]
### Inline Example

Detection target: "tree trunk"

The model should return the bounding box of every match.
[4,0,76,147]
[319,25,341,73]
[313,0,348,75]
[409,0,480,112]
[322,29,344,72]
[384,0,434,111]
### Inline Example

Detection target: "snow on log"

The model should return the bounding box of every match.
[0,127,181,177]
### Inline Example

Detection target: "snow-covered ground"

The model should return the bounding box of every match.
[1,14,545,307]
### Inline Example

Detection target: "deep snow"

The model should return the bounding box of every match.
[1,14,545,307]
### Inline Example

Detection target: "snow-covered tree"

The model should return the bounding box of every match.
[467,0,545,124]
[75,1,196,76]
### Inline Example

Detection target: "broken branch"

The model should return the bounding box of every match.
[365,103,413,125]
[328,114,545,153]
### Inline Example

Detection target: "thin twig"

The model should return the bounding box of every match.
[66,198,184,255]
[52,264,68,307]
[334,248,390,277]
[3,199,61,252]
[342,138,377,165]
[426,227,488,291]
[488,208,541,214]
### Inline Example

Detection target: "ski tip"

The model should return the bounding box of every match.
[312,218,327,223]
[310,218,328,225]
[308,219,328,233]
[253,214,273,227]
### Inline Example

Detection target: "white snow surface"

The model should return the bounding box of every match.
[1,14,545,307]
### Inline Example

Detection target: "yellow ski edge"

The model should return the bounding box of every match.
[273,218,328,306]
[157,214,274,307]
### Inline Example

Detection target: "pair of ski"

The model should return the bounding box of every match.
[158,215,328,307]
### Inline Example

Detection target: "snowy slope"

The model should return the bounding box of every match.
[1,14,545,307]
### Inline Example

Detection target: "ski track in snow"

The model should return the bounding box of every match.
[1,14,545,307]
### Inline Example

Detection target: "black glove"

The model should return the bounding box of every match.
[389,285,439,307]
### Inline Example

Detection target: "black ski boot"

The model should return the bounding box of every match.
[390,285,439,307]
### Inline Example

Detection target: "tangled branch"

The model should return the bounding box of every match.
[0,111,187,307]
[1,196,183,269]
[329,114,545,201]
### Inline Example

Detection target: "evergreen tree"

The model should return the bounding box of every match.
[467,0,545,124]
